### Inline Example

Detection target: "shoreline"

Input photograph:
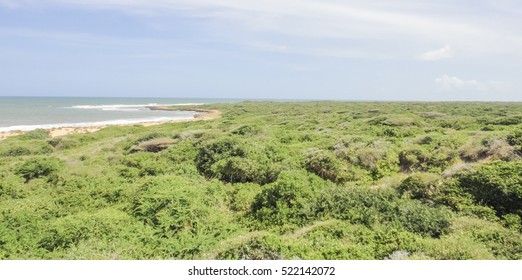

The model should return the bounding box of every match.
[0,108,221,141]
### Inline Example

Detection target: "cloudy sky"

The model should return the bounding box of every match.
[1,0,521,100]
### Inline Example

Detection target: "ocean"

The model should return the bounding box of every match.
[0,97,239,132]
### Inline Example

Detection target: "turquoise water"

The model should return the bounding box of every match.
[0,97,239,132]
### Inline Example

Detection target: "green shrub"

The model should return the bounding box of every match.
[38,214,94,251]
[231,125,259,136]
[130,176,233,241]
[18,129,49,140]
[502,214,522,232]
[398,146,431,172]
[37,209,137,254]
[507,130,522,154]
[314,186,452,237]
[305,149,350,183]
[14,157,63,182]
[135,132,169,143]
[195,138,246,178]
[216,234,285,260]
[48,137,82,150]
[314,187,398,226]
[0,141,54,157]
[355,146,386,170]
[398,173,440,201]
[299,221,419,259]
[457,217,522,259]
[252,171,329,226]
[486,116,522,126]
[0,172,25,200]
[418,235,496,259]
[228,183,262,212]
[431,179,475,211]
[399,145,455,172]
[211,157,274,184]
[459,205,499,221]
[123,153,169,177]
[195,138,281,185]
[395,200,452,238]
[0,146,32,157]
[456,161,522,217]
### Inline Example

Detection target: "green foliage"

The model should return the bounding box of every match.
[305,149,350,183]
[0,172,25,200]
[485,115,522,126]
[0,140,53,157]
[228,183,262,212]
[456,161,522,217]
[395,200,452,238]
[18,129,49,140]
[1,101,522,259]
[122,153,170,177]
[195,138,282,185]
[398,146,430,172]
[290,221,418,259]
[314,187,398,226]
[502,214,522,232]
[252,171,329,227]
[230,125,260,136]
[215,234,285,260]
[14,157,63,182]
[398,173,440,200]
[314,186,452,237]
[195,138,245,178]
[507,129,522,154]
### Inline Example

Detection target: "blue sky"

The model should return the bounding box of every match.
[1,0,521,101]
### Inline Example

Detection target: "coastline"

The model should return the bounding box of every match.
[0,108,221,141]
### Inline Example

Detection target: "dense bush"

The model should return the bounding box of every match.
[398,173,441,201]
[122,153,170,177]
[507,130,522,154]
[305,149,350,183]
[215,234,285,260]
[314,186,452,237]
[314,187,398,226]
[0,141,53,156]
[333,140,399,179]
[17,129,49,140]
[0,172,25,200]
[252,171,329,227]
[14,157,63,182]
[398,146,432,172]
[195,138,245,178]
[395,200,452,238]
[456,161,522,217]
[195,138,282,184]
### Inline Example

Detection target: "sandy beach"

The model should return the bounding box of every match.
[0,108,221,141]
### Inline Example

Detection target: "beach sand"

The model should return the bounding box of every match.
[0,108,221,141]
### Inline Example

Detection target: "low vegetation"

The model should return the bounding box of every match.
[1,101,521,259]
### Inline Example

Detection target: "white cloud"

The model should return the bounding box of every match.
[418,45,454,60]
[435,75,511,92]
[4,1,522,58]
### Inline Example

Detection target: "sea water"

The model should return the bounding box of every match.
[0,97,239,132]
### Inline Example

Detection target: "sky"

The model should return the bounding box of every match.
[0,0,521,101]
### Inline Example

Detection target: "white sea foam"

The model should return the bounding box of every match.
[0,116,195,132]
[69,103,205,111]
[70,104,156,112]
